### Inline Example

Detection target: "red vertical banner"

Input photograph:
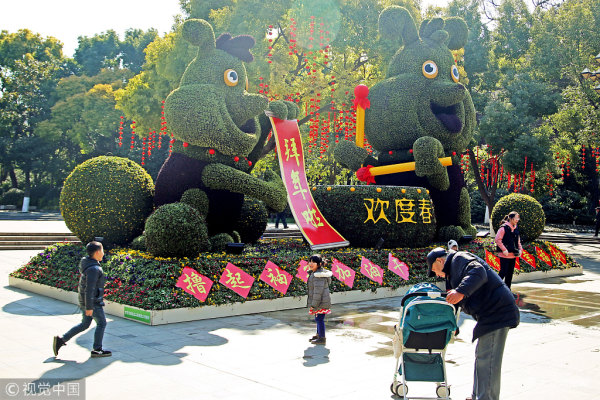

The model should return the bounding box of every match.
[269,116,349,250]
[514,257,520,271]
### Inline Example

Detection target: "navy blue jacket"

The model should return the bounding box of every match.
[444,251,519,341]
[77,257,106,311]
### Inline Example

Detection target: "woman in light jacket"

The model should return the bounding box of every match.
[306,254,332,345]
[494,211,523,289]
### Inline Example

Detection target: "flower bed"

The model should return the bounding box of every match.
[10,238,580,311]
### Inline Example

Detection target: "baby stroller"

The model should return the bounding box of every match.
[391,283,460,399]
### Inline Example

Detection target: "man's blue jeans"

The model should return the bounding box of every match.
[472,327,509,400]
[62,306,106,351]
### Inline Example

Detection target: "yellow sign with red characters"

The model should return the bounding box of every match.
[270,116,349,250]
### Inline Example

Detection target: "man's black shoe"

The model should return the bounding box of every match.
[91,349,112,358]
[309,335,319,342]
[53,336,66,356]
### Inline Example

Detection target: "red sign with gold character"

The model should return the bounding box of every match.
[520,249,536,269]
[331,258,355,288]
[269,116,349,250]
[547,244,567,265]
[360,256,384,285]
[219,263,255,299]
[485,250,501,272]
[175,267,213,302]
[536,246,553,267]
[388,253,409,280]
[260,261,292,295]
[514,257,520,271]
[296,260,310,283]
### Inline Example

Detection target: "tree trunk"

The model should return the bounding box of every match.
[467,148,495,212]
[8,167,18,188]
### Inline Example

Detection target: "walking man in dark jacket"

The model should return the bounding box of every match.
[53,241,111,358]
[427,248,519,400]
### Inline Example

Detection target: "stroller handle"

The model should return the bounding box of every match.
[400,291,447,307]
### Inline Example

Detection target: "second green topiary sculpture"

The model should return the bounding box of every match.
[334,6,476,242]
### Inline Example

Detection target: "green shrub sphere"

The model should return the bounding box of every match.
[60,156,154,247]
[491,193,545,242]
[145,202,210,257]
[233,198,268,243]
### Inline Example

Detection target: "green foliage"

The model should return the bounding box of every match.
[145,202,210,257]
[180,188,210,215]
[131,235,147,251]
[210,233,235,251]
[491,193,545,242]
[312,185,437,248]
[60,156,154,247]
[0,188,24,206]
[233,197,269,243]
[11,238,579,310]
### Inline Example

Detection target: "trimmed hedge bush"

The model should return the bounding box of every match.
[1,188,24,206]
[312,185,437,248]
[233,197,269,243]
[145,202,210,257]
[491,193,545,242]
[60,156,154,247]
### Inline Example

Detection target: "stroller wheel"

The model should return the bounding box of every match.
[391,382,407,397]
[436,384,450,398]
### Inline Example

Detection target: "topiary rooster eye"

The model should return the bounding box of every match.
[451,65,460,83]
[224,69,239,86]
[422,61,438,79]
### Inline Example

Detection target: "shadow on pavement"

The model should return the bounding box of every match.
[303,345,330,367]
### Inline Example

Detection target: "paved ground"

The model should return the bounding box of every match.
[0,220,598,399]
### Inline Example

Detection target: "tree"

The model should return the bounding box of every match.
[0,30,69,191]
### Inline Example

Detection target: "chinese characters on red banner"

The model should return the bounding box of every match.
[520,249,536,269]
[260,261,292,295]
[296,260,310,283]
[388,253,409,280]
[360,257,383,285]
[219,263,255,298]
[485,250,501,272]
[535,246,553,267]
[175,267,213,302]
[331,258,356,288]
[270,116,348,250]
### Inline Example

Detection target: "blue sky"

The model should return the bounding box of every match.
[0,0,449,58]
[0,0,182,57]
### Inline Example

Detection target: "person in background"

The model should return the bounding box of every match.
[594,206,600,237]
[448,239,458,252]
[494,211,523,289]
